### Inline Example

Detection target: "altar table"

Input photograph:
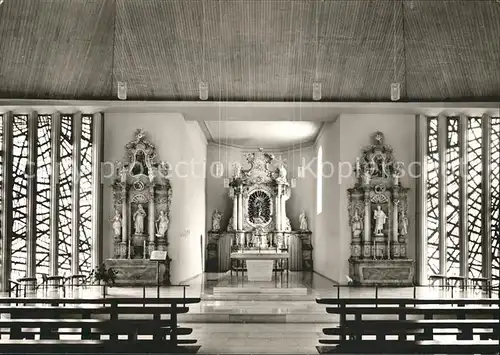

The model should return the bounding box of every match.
[230,252,289,281]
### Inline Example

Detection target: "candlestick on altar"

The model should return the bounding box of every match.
[128,238,131,259]
[143,240,146,259]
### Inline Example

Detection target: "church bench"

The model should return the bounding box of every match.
[0,339,201,354]
[0,318,196,342]
[0,298,201,346]
[428,274,447,287]
[317,297,499,352]
[323,319,499,341]
[317,339,500,354]
[316,297,499,305]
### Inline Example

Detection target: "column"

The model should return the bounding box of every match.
[1,112,13,291]
[392,183,400,243]
[280,191,286,230]
[26,111,38,278]
[482,114,492,280]
[392,200,399,243]
[459,115,468,280]
[415,115,428,285]
[71,112,82,275]
[49,113,61,276]
[148,187,155,242]
[232,192,238,230]
[275,192,281,230]
[363,192,371,243]
[438,115,448,277]
[363,189,371,258]
[121,189,127,242]
[91,113,103,269]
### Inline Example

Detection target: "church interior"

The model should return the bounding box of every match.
[0,0,499,354]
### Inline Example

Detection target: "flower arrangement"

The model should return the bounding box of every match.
[90,264,117,286]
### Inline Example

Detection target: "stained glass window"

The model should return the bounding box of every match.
[467,118,483,278]
[35,115,52,276]
[57,116,73,275]
[78,115,93,274]
[426,116,499,284]
[11,115,29,280]
[492,118,500,285]
[426,117,440,276]
[446,118,460,276]
[317,146,323,215]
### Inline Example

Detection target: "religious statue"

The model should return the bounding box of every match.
[110,210,122,238]
[363,170,371,185]
[277,163,287,183]
[156,210,169,236]
[373,205,387,236]
[254,198,264,218]
[149,169,155,183]
[351,208,362,238]
[299,210,308,230]
[400,212,408,236]
[232,162,242,179]
[133,204,147,235]
[212,209,222,231]
[116,161,128,183]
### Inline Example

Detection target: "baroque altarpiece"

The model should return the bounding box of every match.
[105,130,172,285]
[348,132,414,285]
[206,149,313,272]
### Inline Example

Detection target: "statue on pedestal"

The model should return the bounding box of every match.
[400,211,408,236]
[276,163,287,184]
[110,210,122,238]
[156,210,169,236]
[212,209,222,231]
[351,208,362,238]
[133,204,146,234]
[373,205,387,236]
[299,210,308,231]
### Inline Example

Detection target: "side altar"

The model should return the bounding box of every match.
[206,149,313,275]
[105,130,171,285]
[347,132,414,286]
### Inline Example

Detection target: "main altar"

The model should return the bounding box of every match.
[206,149,313,276]
[348,131,414,286]
[105,130,171,285]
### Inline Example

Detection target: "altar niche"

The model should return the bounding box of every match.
[206,149,313,273]
[106,129,172,285]
[348,131,414,286]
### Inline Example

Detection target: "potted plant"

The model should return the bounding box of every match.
[90,264,117,287]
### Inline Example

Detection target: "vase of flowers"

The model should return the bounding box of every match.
[90,264,117,287]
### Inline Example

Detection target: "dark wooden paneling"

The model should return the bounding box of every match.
[0,0,498,101]
[0,0,114,99]
[404,0,500,101]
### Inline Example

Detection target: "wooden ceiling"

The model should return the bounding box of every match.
[0,0,499,102]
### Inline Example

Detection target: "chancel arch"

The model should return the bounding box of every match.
[207,148,313,273]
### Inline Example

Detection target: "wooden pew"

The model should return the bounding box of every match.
[316,297,499,354]
[0,297,201,353]
[0,339,200,354]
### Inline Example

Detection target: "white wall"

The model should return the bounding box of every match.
[103,113,207,284]
[312,120,342,282]
[312,114,416,283]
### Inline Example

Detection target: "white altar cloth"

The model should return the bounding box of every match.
[246,260,273,281]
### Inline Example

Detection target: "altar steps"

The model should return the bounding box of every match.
[177,300,333,323]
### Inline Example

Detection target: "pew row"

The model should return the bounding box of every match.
[316,297,500,354]
[0,297,201,354]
